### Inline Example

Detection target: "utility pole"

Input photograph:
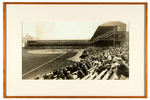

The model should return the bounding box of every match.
[113,25,116,47]
[93,36,94,50]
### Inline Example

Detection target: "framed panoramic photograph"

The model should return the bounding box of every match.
[3,2,148,98]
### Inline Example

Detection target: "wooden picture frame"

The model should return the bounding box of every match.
[3,2,148,98]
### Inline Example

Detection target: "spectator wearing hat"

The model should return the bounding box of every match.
[66,71,74,79]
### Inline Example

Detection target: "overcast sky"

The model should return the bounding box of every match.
[23,20,128,40]
[23,21,101,40]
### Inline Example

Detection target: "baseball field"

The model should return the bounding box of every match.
[22,48,79,79]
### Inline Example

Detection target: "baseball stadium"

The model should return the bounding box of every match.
[22,21,129,80]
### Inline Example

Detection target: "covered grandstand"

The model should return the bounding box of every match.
[91,21,128,46]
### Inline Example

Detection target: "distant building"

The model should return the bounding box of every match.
[22,34,33,47]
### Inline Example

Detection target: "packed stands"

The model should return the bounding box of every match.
[34,44,129,80]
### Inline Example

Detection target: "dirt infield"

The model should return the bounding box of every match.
[68,49,84,62]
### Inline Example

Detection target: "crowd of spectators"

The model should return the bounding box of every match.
[35,45,129,80]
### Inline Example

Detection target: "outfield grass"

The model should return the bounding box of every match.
[22,49,60,74]
[22,48,77,79]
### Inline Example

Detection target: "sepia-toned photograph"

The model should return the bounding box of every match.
[22,21,129,80]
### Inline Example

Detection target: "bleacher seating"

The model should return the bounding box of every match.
[34,45,129,80]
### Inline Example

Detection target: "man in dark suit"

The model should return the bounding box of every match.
[117,61,129,79]
[77,69,85,79]
[81,63,89,75]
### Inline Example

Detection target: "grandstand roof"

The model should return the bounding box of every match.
[100,21,126,26]
[91,21,126,41]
